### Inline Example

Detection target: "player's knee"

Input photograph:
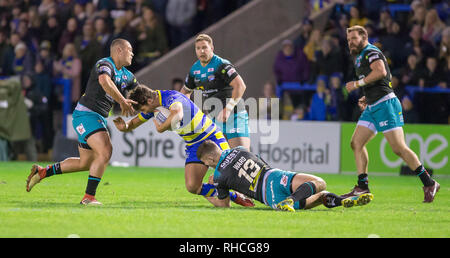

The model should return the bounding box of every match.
[185,181,201,194]
[350,139,362,151]
[313,178,326,192]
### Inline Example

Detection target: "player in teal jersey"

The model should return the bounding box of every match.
[196,140,374,212]
[26,39,138,205]
[113,85,254,207]
[344,26,439,203]
[180,34,250,150]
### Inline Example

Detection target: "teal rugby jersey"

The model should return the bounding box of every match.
[185,54,239,114]
[78,57,138,117]
[354,43,393,104]
[138,90,228,148]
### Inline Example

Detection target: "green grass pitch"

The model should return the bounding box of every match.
[0,162,449,238]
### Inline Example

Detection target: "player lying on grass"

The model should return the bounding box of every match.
[113,84,253,207]
[197,140,374,212]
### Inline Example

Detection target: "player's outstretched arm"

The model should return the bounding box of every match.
[113,116,145,132]
[98,74,136,116]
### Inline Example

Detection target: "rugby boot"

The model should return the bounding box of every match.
[423,181,440,203]
[340,185,370,198]
[342,193,374,208]
[26,164,46,192]
[276,198,295,212]
[233,192,254,207]
[80,194,102,206]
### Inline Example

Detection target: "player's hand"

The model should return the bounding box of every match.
[216,108,231,123]
[208,175,214,184]
[113,117,128,132]
[152,118,165,133]
[345,81,358,93]
[358,96,367,111]
[120,99,137,117]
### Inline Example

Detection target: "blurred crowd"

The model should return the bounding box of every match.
[272,0,449,124]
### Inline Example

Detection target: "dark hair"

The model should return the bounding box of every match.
[127,84,156,110]
[196,140,219,161]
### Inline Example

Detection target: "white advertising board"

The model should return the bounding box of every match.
[67,116,341,173]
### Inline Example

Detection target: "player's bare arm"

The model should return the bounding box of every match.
[346,60,387,93]
[98,73,136,116]
[180,85,193,98]
[154,102,183,133]
[217,75,246,122]
[113,116,146,132]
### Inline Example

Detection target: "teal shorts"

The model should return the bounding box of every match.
[358,93,404,133]
[214,110,249,139]
[72,109,108,148]
[261,169,301,210]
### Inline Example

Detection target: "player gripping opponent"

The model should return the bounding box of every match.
[113,85,254,207]
[197,140,374,212]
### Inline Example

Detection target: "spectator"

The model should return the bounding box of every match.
[308,77,328,121]
[417,56,443,88]
[32,63,54,153]
[380,20,407,70]
[13,42,35,76]
[135,6,168,69]
[407,4,427,28]
[438,27,450,61]
[58,17,78,57]
[273,39,310,85]
[422,9,446,47]
[165,0,197,48]
[40,16,63,54]
[74,21,102,92]
[303,29,322,63]
[38,0,56,17]
[327,73,347,121]
[53,43,82,105]
[111,15,136,49]
[290,105,310,121]
[404,24,435,64]
[259,81,277,120]
[73,2,87,29]
[1,33,21,75]
[36,40,55,77]
[400,54,421,86]
[313,38,343,80]
[94,17,112,56]
[349,6,369,27]
[294,18,313,49]
[110,0,128,19]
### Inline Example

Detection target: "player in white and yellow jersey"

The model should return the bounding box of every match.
[113,84,254,207]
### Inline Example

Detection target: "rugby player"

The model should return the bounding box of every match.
[26,39,138,205]
[343,25,439,202]
[180,34,250,150]
[113,85,254,207]
[196,140,374,212]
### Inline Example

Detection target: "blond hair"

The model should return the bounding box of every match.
[195,33,213,45]
[346,25,368,40]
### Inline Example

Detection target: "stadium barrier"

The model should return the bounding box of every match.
[65,116,449,175]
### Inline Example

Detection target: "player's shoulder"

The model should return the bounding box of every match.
[213,54,233,67]
[96,57,114,67]
[362,44,383,56]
